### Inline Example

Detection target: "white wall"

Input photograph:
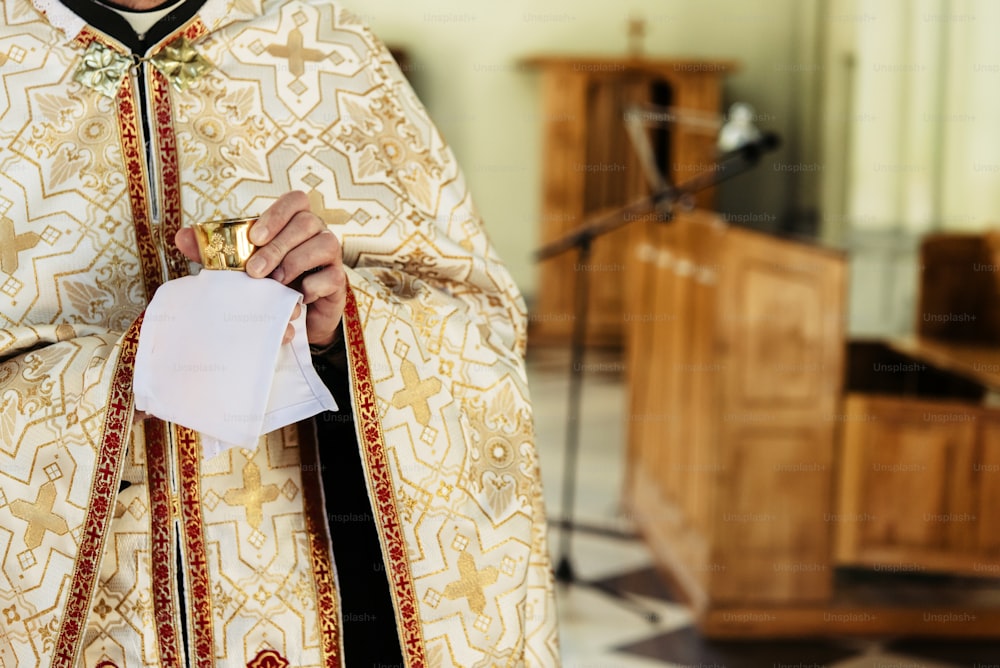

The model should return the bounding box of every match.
[354,0,817,300]
[821,0,1000,336]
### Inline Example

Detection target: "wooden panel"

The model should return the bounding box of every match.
[623,210,725,603]
[976,415,1000,555]
[532,71,649,346]
[835,395,979,567]
[710,429,834,603]
[718,227,845,421]
[668,70,727,210]
[661,218,693,501]
[531,69,589,342]
[684,216,724,532]
[630,465,712,611]
[636,219,673,492]
[834,395,874,564]
[623,218,664,493]
[710,227,845,605]
[525,58,733,346]
[626,213,725,519]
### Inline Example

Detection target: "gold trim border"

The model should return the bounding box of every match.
[52,316,142,665]
[145,421,184,667]
[299,419,344,667]
[176,426,216,667]
[152,18,209,281]
[343,287,427,668]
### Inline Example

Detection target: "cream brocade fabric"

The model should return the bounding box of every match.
[0,1,559,666]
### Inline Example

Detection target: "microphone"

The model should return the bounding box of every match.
[716,102,780,161]
[726,131,782,162]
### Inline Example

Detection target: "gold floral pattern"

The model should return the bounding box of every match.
[73,41,130,98]
[19,86,125,203]
[0,349,61,453]
[334,92,443,212]
[62,254,144,331]
[462,387,538,520]
[173,73,283,201]
[149,35,212,91]
[203,231,236,260]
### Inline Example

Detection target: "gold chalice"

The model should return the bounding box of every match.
[193,217,258,270]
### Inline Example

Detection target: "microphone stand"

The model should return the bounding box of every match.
[536,138,775,624]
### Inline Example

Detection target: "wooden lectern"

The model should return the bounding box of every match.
[625,209,846,609]
[626,212,1000,637]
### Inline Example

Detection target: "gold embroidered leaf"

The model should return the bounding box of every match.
[491,384,517,427]
[340,97,374,134]
[21,349,62,383]
[221,140,264,176]
[0,397,17,447]
[356,146,387,178]
[221,87,256,120]
[47,146,87,186]
[35,93,77,127]
[63,280,107,320]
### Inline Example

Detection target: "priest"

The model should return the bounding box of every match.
[0,0,560,666]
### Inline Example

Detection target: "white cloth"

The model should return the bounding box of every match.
[134,270,337,457]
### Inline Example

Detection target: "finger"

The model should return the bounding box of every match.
[282,322,294,345]
[272,229,341,286]
[303,267,347,346]
[247,211,327,280]
[290,303,302,321]
[301,263,346,306]
[248,190,311,247]
[174,228,200,263]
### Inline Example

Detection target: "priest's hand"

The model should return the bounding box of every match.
[174,191,347,348]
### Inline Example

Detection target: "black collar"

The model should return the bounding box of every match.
[58,0,209,53]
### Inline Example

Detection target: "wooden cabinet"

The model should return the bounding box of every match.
[522,57,734,346]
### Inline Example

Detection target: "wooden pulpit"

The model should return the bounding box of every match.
[625,213,1000,637]
[624,208,846,609]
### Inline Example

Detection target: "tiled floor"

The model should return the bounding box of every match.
[525,346,1000,668]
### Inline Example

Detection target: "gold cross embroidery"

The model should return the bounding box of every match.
[223,461,279,529]
[9,481,69,550]
[442,551,499,615]
[391,359,442,426]
[266,27,326,78]
[306,188,353,226]
[0,215,41,275]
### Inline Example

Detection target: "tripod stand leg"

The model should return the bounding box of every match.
[553,239,659,625]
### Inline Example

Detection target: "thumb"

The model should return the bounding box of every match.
[174,228,200,263]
